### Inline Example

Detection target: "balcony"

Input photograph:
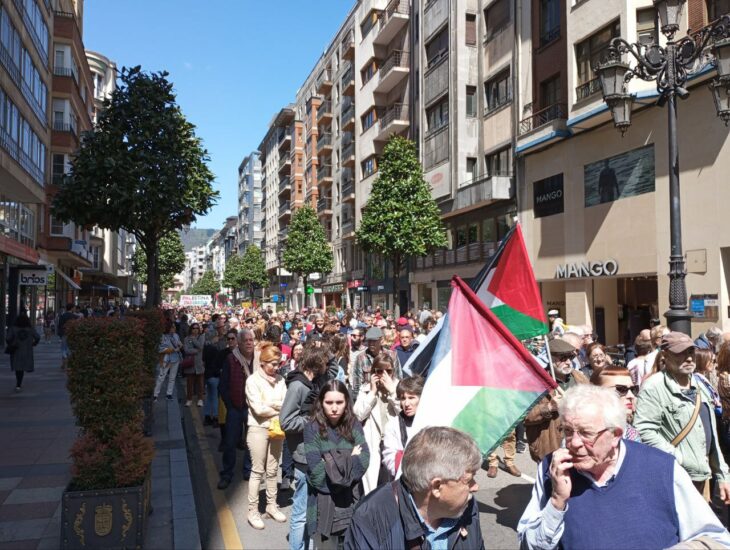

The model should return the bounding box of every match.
[413,242,499,270]
[317,133,333,154]
[317,100,333,124]
[53,65,79,86]
[278,154,291,175]
[317,164,333,183]
[376,103,409,141]
[518,103,567,136]
[575,78,601,102]
[277,128,291,151]
[53,119,77,137]
[341,178,355,203]
[316,69,333,94]
[342,64,355,96]
[317,197,333,217]
[278,176,291,196]
[374,50,409,94]
[279,201,291,221]
[278,227,288,241]
[341,104,355,132]
[342,217,355,238]
[451,174,513,213]
[342,29,355,60]
[374,0,410,46]
[342,141,355,167]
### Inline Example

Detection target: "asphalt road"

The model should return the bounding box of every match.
[184,406,537,550]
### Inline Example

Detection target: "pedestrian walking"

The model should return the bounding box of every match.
[183,323,206,407]
[5,312,40,391]
[304,380,369,550]
[381,375,424,477]
[57,303,77,369]
[43,310,55,343]
[154,321,183,401]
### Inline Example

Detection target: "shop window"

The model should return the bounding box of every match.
[456,227,467,248]
[482,218,496,243]
[468,224,479,243]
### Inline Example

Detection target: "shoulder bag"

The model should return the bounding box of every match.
[671,391,702,447]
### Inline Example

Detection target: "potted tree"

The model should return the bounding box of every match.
[61,317,154,549]
[127,309,165,435]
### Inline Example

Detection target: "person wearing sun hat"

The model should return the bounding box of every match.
[635,331,730,502]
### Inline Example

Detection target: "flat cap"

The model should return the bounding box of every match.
[365,327,383,341]
[661,332,695,354]
[548,338,577,355]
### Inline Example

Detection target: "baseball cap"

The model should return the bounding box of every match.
[548,338,577,355]
[548,309,559,316]
[397,317,409,326]
[661,332,696,354]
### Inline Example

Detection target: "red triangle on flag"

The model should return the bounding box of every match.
[486,225,547,325]
[449,276,556,392]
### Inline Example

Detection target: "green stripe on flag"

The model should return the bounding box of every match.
[491,303,548,341]
[452,386,547,455]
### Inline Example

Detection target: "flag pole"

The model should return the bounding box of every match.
[544,334,557,381]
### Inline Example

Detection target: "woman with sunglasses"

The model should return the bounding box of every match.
[590,366,641,441]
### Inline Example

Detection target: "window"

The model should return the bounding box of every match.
[426,27,448,68]
[540,75,561,108]
[426,96,449,133]
[484,69,511,113]
[485,147,512,177]
[361,155,377,178]
[484,0,510,40]
[466,86,477,117]
[708,0,730,22]
[52,154,65,183]
[540,0,560,46]
[361,107,377,132]
[465,157,477,184]
[466,13,477,45]
[50,215,64,235]
[361,58,378,84]
[575,20,620,86]
[636,9,658,46]
[361,9,380,39]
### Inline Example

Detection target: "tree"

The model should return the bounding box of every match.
[282,206,333,308]
[223,245,268,300]
[190,270,219,298]
[132,231,185,292]
[51,66,217,308]
[356,136,447,315]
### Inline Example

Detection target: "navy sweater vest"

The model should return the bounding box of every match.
[545,440,680,550]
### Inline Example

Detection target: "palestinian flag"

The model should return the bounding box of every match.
[411,276,557,454]
[473,224,548,340]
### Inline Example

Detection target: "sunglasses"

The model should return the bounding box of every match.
[226,337,237,341]
[553,353,576,362]
[373,368,393,375]
[613,384,640,397]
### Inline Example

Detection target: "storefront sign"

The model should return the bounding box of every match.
[555,259,619,279]
[690,294,719,322]
[18,268,51,286]
[179,295,212,307]
[322,283,345,294]
[356,286,369,292]
[533,174,564,218]
[347,280,364,289]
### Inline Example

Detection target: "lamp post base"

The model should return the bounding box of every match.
[664,307,692,336]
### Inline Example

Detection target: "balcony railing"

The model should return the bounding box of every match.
[342,218,355,234]
[54,65,79,85]
[14,0,48,66]
[317,197,332,213]
[53,120,77,136]
[379,103,409,132]
[279,201,291,216]
[341,104,355,124]
[316,69,332,90]
[278,155,291,171]
[380,50,409,79]
[342,65,354,85]
[318,100,332,118]
[342,179,354,197]
[279,176,291,193]
[318,165,333,181]
[277,128,291,143]
[518,103,567,135]
[381,0,410,25]
[575,77,601,101]
[413,242,499,270]
[317,133,332,150]
[342,141,355,160]
[342,29,355,52]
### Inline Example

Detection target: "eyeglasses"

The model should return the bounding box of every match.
[613,384,640,397]
[552,353,576,362]
[558,425,610,446]
[226,337,237,341]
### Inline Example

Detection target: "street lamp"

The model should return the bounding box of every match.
[595,4,730,335]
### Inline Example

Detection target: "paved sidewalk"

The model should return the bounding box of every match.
[0,334,201,549]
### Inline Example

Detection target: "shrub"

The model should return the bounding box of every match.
[66,317,154,489]
[126,309,165,395]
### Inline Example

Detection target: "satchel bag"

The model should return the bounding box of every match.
[268,417,285,440]
[181,353,196,375]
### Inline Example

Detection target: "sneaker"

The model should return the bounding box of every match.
[516,441,527,454]
[166,394,173,401]
[197,399,204,407]
[487,465,498,478]
[14,386,21,392]
[185,400,192,407]
[265,505,286,523]
[153,396,158,402]
[248,511,265,530]
[204,415,212,426]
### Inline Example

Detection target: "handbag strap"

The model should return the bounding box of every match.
[671,391,702,447]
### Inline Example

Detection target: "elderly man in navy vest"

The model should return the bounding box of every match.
[517,385,730,549]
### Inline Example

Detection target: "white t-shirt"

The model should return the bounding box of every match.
[628,355,653,385]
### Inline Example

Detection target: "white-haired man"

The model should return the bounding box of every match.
[344,426,485,550]
[518,385,730,549]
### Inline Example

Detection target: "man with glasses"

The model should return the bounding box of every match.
[635,332,730,502]
[518,384,730,549]
[590,366,640,441]
[524,338,588,463]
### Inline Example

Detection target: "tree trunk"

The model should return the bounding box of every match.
[303,274,309,310]
[392,253,401,318]
[144,241,159,308]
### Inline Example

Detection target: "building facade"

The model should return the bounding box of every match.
[237,151,264,254]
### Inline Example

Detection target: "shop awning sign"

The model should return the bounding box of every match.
[555,259,619,279]
[18,267,51,286]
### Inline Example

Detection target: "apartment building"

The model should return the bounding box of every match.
[517,0,730,344]
[237,151,264,254]
[205,216,238,289]
[0,0,52,340]
[182,245,206,290]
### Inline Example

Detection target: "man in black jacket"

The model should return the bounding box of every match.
[344,426,485,550]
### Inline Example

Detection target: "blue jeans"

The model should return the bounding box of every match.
[281,440,294,479]
[204,377,219,417]
[289,467,310,550]
[220,406,252,482]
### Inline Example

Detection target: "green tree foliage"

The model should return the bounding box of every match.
[51,66,217,307]
[224,246,268,299]
[132,231,185,292]
[282,206,333,304]
[356,136,447,313]
[190,270,219,298]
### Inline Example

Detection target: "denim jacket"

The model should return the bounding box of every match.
[159,333,182,364]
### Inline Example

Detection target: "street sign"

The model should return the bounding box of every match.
[306,285,314,295]
[272,295,279,303]
[280,283,288,287]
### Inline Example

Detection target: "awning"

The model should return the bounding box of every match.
[91,284,122,295]
[55,268,81,291]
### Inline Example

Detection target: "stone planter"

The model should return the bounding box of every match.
[142,396,154,437]
[60,472,152,549]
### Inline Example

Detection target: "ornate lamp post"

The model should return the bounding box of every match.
[595,3,730,335]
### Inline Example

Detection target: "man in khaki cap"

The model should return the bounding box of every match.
[635,332,730,502]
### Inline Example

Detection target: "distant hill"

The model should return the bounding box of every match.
[179,228,216,252]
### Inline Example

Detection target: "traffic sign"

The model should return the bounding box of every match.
[306,285,314,295]
[272,294,279,303]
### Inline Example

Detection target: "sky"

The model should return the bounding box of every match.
[84,0,355,229]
